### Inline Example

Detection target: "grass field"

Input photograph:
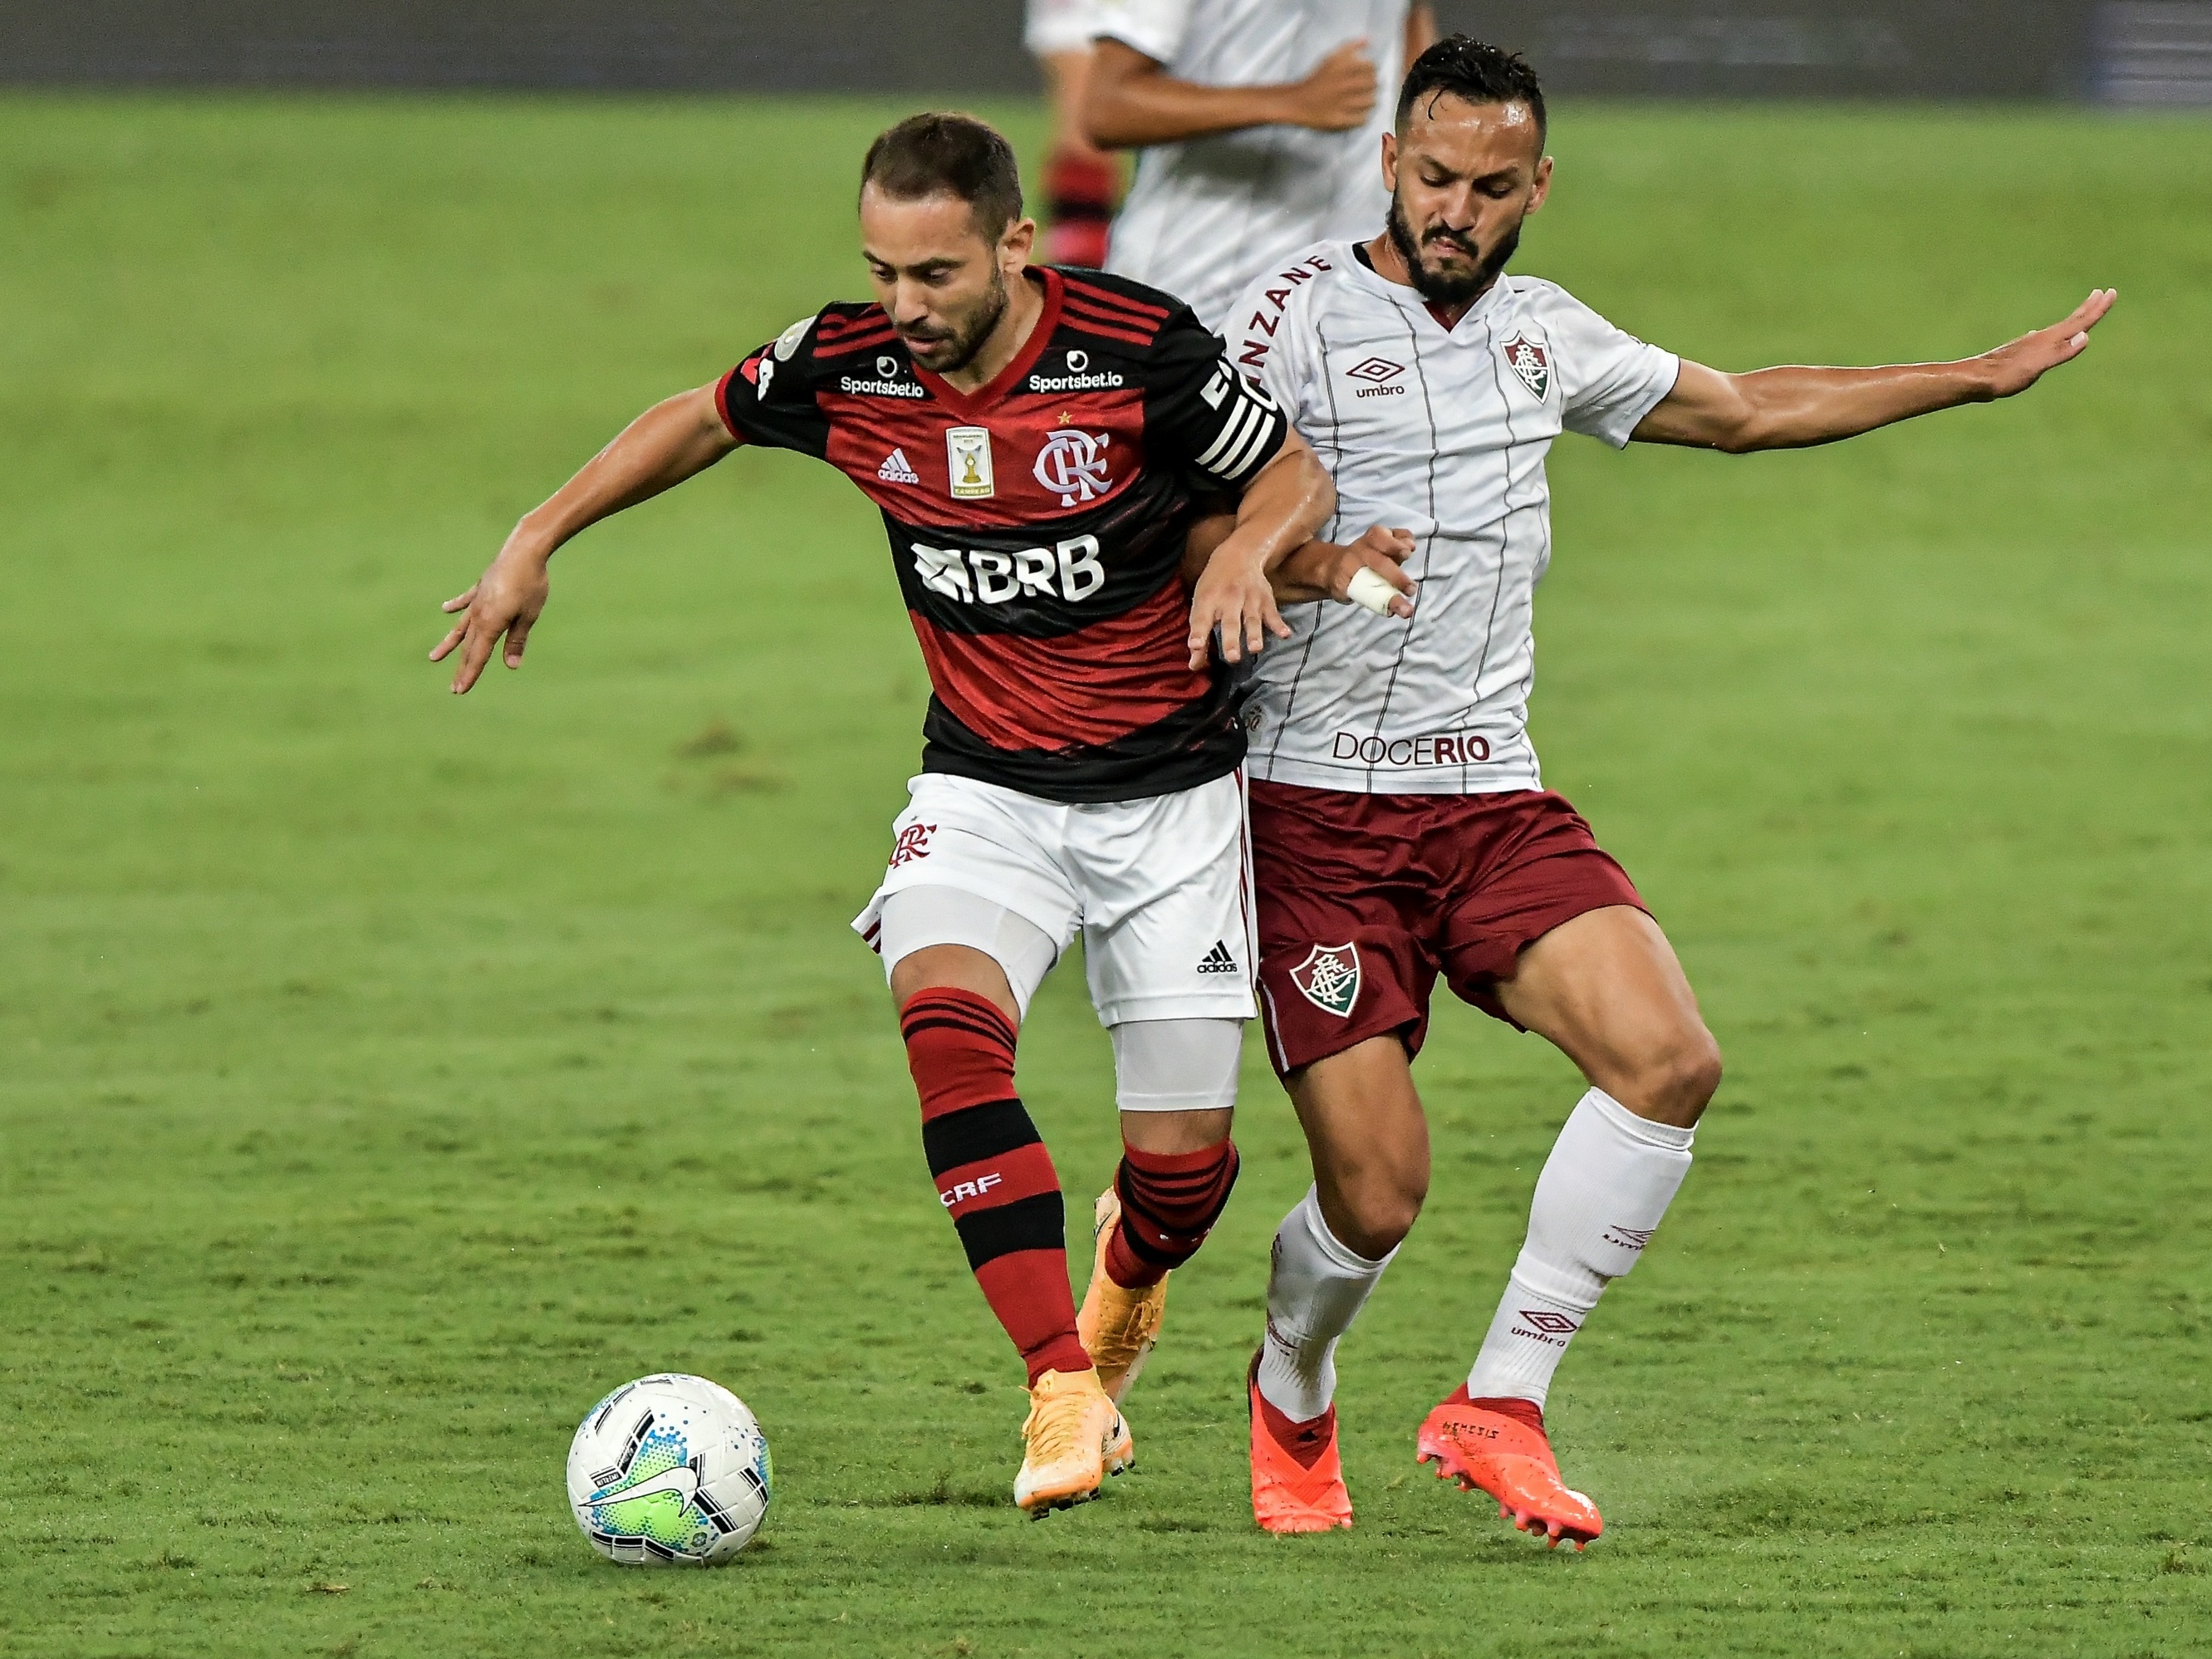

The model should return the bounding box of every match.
[3,92,2210,1657]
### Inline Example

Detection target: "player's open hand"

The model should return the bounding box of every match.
[1189,552,1292,670]
[1980,289,2117,399]
[1329,525,1417,618]
[1292,40,1379,133]
[429,549,551,694]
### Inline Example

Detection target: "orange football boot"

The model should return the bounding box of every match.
[1415,1385,1603,1549]
[1014,1367,1133,1517]
[1077,1188,1168,1405]
[1247,1352,1353,1534]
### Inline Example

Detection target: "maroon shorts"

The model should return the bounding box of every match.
[1250,781,1648,1072]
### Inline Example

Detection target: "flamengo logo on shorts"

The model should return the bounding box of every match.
[1288,943,1361,1018]
[1333,730,1492,767]
[889,823,936,867]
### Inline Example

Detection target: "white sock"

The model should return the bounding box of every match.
[1256,1185,1395,1423]
[1466,1087,1695,1409]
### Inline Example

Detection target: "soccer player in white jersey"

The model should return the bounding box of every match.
[1084,0,1437,330]
[1214,37,2115,1539]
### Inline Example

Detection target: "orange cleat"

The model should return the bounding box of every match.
[1415,1386,1602,1549]
[1077,1188,1168,1405]
[1247,1352,1353,1534]
[1014,1367,1132,1517]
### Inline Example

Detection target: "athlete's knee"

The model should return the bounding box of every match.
[1619,1025,1722,1127]
[1325,1145,1428,1259]
[1106,1133,1239,1288]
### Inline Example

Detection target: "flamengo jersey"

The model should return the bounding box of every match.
[715,266,1287,804]
[1227,242,1681,796]
[1096,0,1407,330]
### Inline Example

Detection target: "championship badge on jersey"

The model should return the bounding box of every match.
[1502,334,1551,400]
[945,426,995,499]
[1288,943,1361,1018]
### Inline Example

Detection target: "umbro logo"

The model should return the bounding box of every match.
[1346,356,1408,399]
[876,447,920,483]
[1518,1309,1581,1336]
[1195,940,1240,976]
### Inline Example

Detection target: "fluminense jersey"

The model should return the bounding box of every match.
[1227,241,1681,795]
[1096,0,1408,330]
[715,265,1288,804]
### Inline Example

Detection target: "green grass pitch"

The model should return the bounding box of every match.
[2,91,2210,1657]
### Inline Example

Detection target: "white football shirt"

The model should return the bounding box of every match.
[1227,241,1681,795]
[1095,0,1408,329]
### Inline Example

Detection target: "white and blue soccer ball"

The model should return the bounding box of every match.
[566,1373,772,1565]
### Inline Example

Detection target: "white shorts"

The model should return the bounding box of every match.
[854,769,1257,1028]
[1024,0,1100,55]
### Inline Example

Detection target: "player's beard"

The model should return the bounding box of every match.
[1385,194,1522,307]
[899,268,1009,376]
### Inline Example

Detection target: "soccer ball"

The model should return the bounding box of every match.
[565,1373,772,1565]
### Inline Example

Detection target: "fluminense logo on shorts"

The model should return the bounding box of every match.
[1288,943,1361,1017]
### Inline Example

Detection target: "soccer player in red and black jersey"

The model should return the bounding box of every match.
[432,114,1334,1514]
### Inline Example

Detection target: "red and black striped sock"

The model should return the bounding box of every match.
[1042,148,1117,268]
[900,988,1090,1386]
[1105,1139,1241,1289]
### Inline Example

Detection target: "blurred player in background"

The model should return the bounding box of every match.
[431,113,1332,1516]
[1027,0,1121,265]
[1222,37,2114,1539]
[1085,0,1438,330]
[1062,0,1435,1414]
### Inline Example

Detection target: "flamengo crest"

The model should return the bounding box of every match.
[1288,943,1361,1018]
[1033,429,1113,507]
[1502,333,1550,400]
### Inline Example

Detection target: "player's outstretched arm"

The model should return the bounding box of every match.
[431,384,737,694]
[1631,290,2116,454]
[1184,429,1337,669]
[1085,37,1379,149]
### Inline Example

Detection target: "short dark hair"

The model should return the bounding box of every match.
[1395,35,1547,151]
[860,112,1025,243]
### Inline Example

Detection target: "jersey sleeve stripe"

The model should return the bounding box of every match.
[1062,290,1163,328]
[1060,277,1170,321]
[1194,400,1258,472]
[1216,409,1279,480]
[1062,298,1160,342]
[815,308,890,336]
[1064,317,1157,350]
[816,327,900,359]
[712,364,749,444]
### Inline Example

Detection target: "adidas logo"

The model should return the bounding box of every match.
[1195,940,1239,975]
[877,447,920,483]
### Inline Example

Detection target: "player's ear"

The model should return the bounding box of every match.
[1380,130,1400,192]
[1527,155,1553,214]
[1003,214,1037,273]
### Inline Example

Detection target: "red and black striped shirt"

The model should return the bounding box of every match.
[714,266,1288,803]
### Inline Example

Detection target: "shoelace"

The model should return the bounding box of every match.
[1022,1388,1090,1463]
